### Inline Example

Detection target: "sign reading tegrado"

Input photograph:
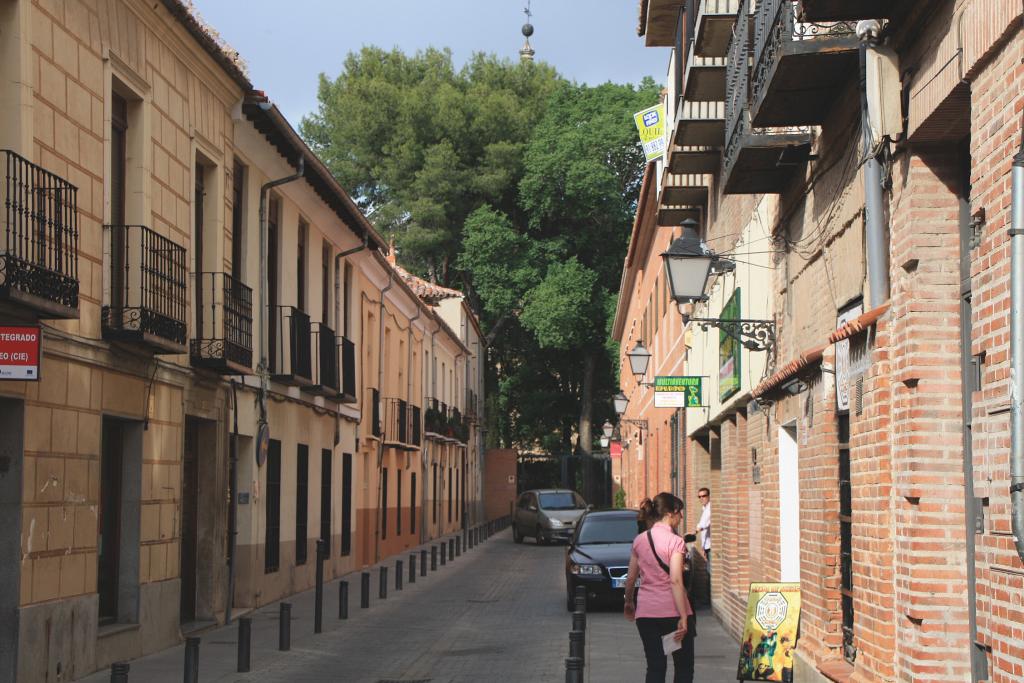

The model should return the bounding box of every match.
[633,103,667,162]
[0,326,42,381]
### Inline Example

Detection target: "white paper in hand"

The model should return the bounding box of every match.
[662,631,682,655]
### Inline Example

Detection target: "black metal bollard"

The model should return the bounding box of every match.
[396,559,403,591]
[455,536,461,557]
[184,637,200,683]
[278,603,291,651]
[361,572,370,608]
[431,545,438,570]
[339,580,349,619]
[237,616,252,672]
[110,662,129,683]
[379,566,388,600]
[565,656,584,683]
[469,529,474,549]
[569,629,585,663]
[572,609,586,633]
[575,585,586,613]
[440,542,446,565]
[409,554,416,584]
[449,538,455,559]
[314,539,325,634]
[421,548,428,576]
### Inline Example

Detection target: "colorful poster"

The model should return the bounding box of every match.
[737,582,801,682]
[654,375,703,408]
[633,103,667,162]
[719,289,741,402]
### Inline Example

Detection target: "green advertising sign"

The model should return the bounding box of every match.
[719,289,742,402]
[654,376,703,408]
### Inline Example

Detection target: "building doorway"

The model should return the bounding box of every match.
[99,416,142,625]
[0,398,24,681]
[778,423,801,583]
[180,418,200,623]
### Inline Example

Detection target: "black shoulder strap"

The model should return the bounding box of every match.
[646,530,671,575]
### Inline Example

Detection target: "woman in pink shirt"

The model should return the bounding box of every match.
[623,493,695,683]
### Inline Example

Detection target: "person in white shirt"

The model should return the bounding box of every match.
[695,488,711,575]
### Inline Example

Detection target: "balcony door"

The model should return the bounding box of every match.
[194,162,206,342]
[180,418,200,624]
[0,399,24,682]
[110,93,128,314]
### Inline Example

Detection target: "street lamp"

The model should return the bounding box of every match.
[661,218,775,355]
[613,392,629,415]
[602,421,614,439]
[627,341,652,379]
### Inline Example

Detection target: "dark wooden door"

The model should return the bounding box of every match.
[180,419,199,623]
[99,419,124,624]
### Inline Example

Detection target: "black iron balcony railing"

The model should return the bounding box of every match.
[339,336,357,403]
[190,272,253,373]
[800,0,900,22]
[1,149,79,317]
[270,305,312,384]
[410,404,422,447]
[723,0,752,186]
[102,224,186,352]
[425,397,445,435]
[311,322,339,395]
[382,397,419,449]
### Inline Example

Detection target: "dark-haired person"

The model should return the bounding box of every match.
[695,487,711,575]
[623,493,695,683]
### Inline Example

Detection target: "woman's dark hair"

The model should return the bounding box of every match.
[638,492,684,527]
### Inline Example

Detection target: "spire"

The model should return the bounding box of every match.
[519,1,535,63]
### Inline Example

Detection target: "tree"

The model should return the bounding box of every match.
[301,47,559,282]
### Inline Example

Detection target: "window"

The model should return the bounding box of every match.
[397,471,403,536]
[381,468,389,539]
[297,220,307,311]
[231,160,245,281]
[410,472,417,534]
[296,445,309,565]
[322,241,331,326]
[265,439,281,573]
[839,413,854,663]
[110,93,128,226]
[341,453,352,556]
[320,449,332,555]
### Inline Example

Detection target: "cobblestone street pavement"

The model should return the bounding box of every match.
[80,530,737,682]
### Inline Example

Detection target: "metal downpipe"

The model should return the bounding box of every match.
[1010,143,1024,563]
[373,272,394,564]
[859,37,890,309]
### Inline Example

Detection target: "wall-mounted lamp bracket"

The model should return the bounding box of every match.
[684,316,776,355]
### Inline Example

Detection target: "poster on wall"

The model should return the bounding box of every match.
[719,289,742,402]
[654,375,704,408]
[737,582,801,682]
[835,301,864,412]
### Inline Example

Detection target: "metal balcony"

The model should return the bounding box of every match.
[749,0,858,127]
[190,272,253,374]
[658,204,703,227]
[1,149,79,318]
[684,49,727,101]
[722,0,812,195]
[662,172,710,210]
[269,305,312,385]
[311,322,339,396]
[693,0,741,58]
[369,387,381,437]
[102,225,186,353]
[382,397,420,450]
[674,100,726,148]
[339,336,357,404]
[800,0,900,21]
[669,145,721,175]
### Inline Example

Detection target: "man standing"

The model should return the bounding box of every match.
[696,487,711,574]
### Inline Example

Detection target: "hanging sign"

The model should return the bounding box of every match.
[654,376,703,408]
[835,302,864,412]
[633,103,667,162]
[720,290,742,401]
[0,325,42,380]
[737,582,801,682]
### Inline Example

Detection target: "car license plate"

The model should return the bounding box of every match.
[612,577,626,589]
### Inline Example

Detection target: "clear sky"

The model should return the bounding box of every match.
[190,0,669,125]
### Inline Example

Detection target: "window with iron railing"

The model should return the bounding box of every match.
[838,412,855,663]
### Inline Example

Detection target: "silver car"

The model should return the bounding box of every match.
[512,489,588,544]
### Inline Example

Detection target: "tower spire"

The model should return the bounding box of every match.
[519,1,535,63]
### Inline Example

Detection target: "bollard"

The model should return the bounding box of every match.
[237,616,252,672]
[278,603,291,651]
[421,548,428,576]
[361,571,370,608]
[409,554,416,584]
[110,662,129,683]
[449,538,455,559]
[184,637,200,683]
[339,580,349,619]
[469,529,474,549]
[431,545,438,570]
[440,542,446,566]
[575,585,586,613]
[565,656,583,683]
[379,566,388,600]
[396,559,403,591]
[572,610,586,633]
[455,536,461,557]
[569,629,585,662]
[314,539,325,634]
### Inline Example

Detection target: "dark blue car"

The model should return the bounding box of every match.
[564,509,640,611]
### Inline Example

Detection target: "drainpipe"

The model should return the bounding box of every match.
[407,306,422,472]
[422,319,439,542]
[226,379,239,625]
[858,24,890,308]
[373,271,394,564]
[1011,140,1024,564]
[258,155,304,431]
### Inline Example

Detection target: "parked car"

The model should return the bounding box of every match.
[512,489,588,544]
[564,509,639,611]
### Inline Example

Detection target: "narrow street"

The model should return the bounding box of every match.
[79,530,737,682]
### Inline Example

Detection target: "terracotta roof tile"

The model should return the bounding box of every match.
[828,302,890,344]
[753,344,827,398]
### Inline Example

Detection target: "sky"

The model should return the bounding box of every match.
[190,0,669,126]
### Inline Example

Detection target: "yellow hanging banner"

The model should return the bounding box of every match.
[633,103,667,163]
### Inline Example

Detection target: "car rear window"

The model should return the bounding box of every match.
[538,492,582,510]
[576,517,638,544]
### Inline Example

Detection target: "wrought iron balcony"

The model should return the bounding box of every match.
[722,0,813,194]
[102,225,186,353]
[382,397,420,450]
[674,100,726,149]
[800,0,900,21]
[684,50,727,101]
[339,336,357,404]
[1,149,79,318]
[662,172,710,208]
[692,0,741,58]
[190,272,253,374]
[369,387,381,437]
[269,305,312,385]
[311,322,339,396]
[749,0,858,127]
